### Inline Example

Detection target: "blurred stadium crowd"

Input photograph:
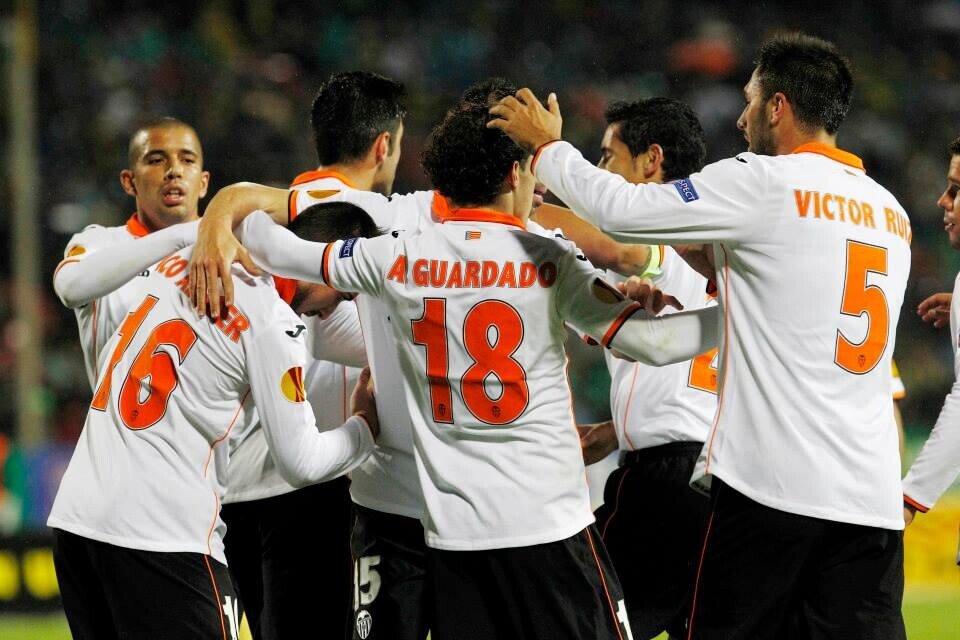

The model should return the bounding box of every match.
[2,0,960,531]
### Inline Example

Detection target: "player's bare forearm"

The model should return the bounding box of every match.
[191,182,292,317]
[532,204,652,276]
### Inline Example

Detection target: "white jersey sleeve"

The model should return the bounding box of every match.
[305,301,367,368]
[54,221,199,309]
[291,187,435,233]
[533,141,768,244]
[902,273,960,512]
[243,312,375,488]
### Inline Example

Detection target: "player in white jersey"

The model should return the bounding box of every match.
[48,203,382,640]
[226,90,719,640]
[218,71,406,640]
[903,137,960,539]
[561,97,716,640]
[191,77,666,640]
[491,33,910,639]
[54,118,213,388]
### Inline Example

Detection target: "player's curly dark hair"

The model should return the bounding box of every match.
[310,71,407,166]
[754,33,853,135]
[421,78,529,206]
[949,136,960,156]
[605,98,707,181]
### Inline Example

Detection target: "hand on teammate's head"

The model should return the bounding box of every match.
[350,367,380,439]
[617,276,683,315]
[487,89,563,154]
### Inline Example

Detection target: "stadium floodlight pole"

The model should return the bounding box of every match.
[6,0,45,446]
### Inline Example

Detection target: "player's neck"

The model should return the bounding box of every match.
[451,193,527,224]
[775,129,837,156]
[316,163,376,191]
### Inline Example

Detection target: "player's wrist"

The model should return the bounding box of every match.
[531,139,562,173]
[352,411,377,439]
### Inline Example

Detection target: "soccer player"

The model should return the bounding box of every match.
[54,118,216,388]
[902,135,960,526]
[47,203,382,640]
[490,33,911,639]
[568,98,715,640]
[228,89,718,640]
[190,77,664,640]
[219,71,405,640]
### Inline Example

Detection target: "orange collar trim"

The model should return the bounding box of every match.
[790,142,864,172]
[441,206,525,230]
[126,214,151,237]
[290,169,358,189]
[431,192,451,221]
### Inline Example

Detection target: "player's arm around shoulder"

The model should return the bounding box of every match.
[240,289,377,487]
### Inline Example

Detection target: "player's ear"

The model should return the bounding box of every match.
[120,169,137,196]
[199,171,211,199]
[768,91,788,126]
[506,160,521,190]
[373,131,391,165]
[640,144,664,180]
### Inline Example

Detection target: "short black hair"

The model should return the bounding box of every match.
[421,78,529,206]
[950,136,960,156]
[127,117,200,167]
[288,201,381,243]
[310,71,407,165]
[754,33,853,135]
[604,98,707,181]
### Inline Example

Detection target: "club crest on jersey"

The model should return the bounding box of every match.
[306,189,340,200]
[66,245,86,258]
[280,367,306,403]
[672,178,700,203]
[340,237,359,258]
[356,611,372,639]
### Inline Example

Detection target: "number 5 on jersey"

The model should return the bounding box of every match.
[835,240,889,374]
[91,295,197,429]
[412,298,529,425]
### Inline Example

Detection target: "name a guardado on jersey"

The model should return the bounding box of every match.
[155,253,251,342]
[384,255,559,289]
[794,189,912,245]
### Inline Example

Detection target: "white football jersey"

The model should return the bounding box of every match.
[902,272,960,512]
[48,248,374,564]
[605,247,716,451]
[537,141,912,530]
[313,210,652,550]
[291,181,439,518]
[223,170,368,505]
[58,216,156,388]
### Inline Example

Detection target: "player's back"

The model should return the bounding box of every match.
[699,147,912,529]
[369,214,611,550]
[49,247,291,563]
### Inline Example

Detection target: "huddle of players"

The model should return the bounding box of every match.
[47,30,960,640]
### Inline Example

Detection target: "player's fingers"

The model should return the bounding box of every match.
[488,103,514,119]
[206,259,222,318]
[236,247,262,277]
[935,317,949,329]
[663,295,684,311]
[498,95,523,112]
[193,263,207,315]
[546,92,561,117]
[515,88,540,109]
[486,117,510,131]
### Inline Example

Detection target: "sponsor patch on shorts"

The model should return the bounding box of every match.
[673,179,700,203]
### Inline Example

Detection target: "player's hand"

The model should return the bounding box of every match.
[487,89,563,154]
[618,276,683,315]
[577,420,618,466]
[903,505,917,527]
[189,215,261,319]
[917,292,952,329]
[350,367,380,440]
[673,244,717,281]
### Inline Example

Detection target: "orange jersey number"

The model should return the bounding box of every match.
[413,298,529,425]
[91,295,198,430]
[688,348,719,394]
[835,240,889,374]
